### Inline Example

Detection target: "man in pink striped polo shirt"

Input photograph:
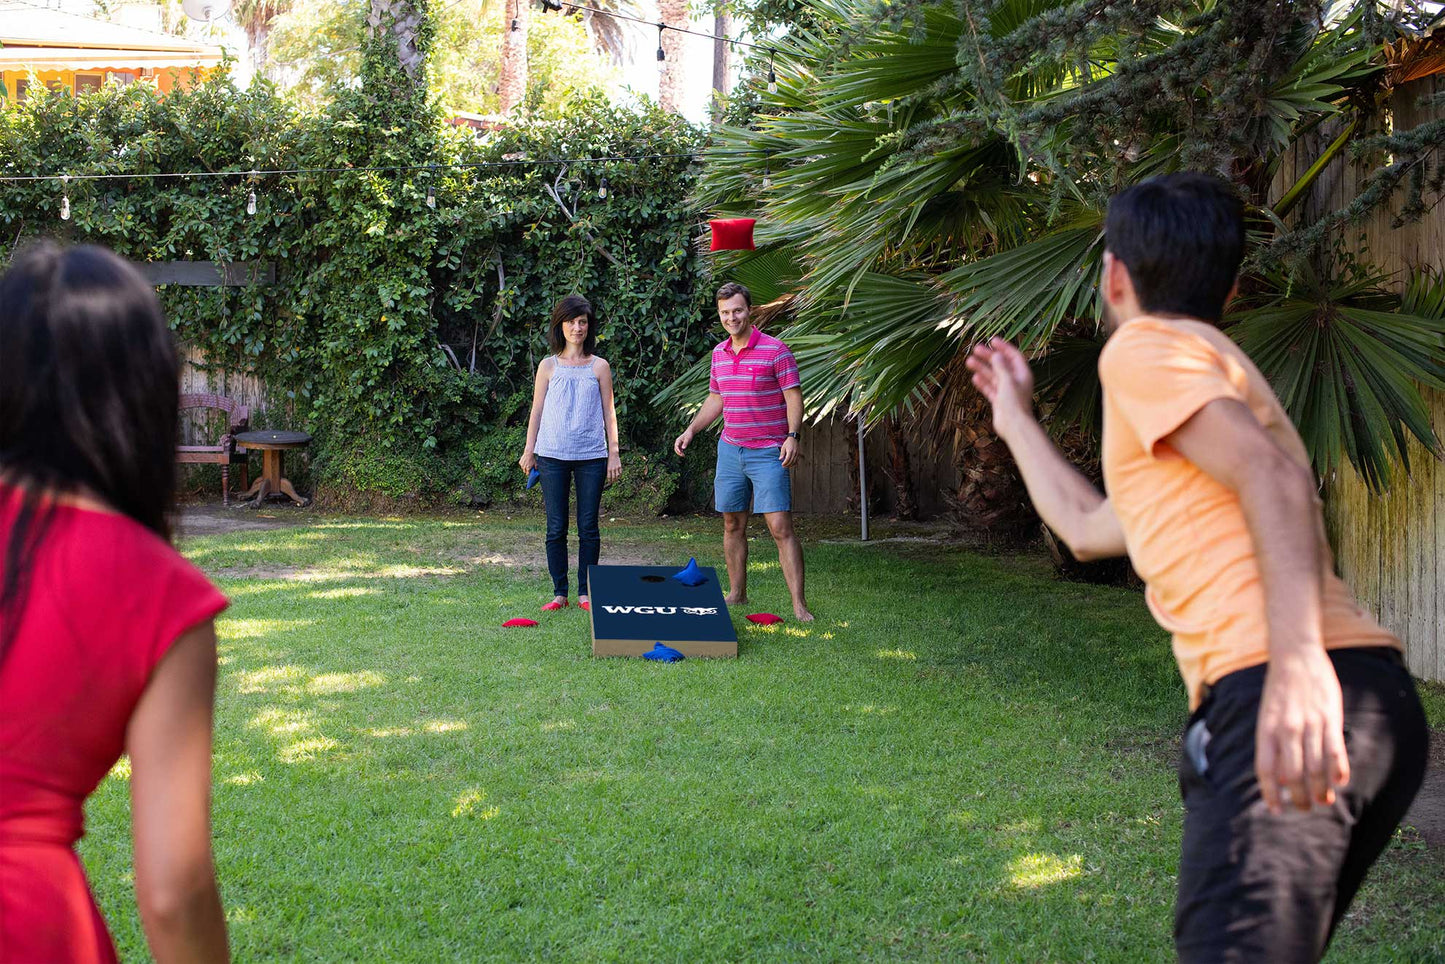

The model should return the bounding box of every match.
[673,282,813,621]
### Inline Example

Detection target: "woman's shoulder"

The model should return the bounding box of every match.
[591,355,610,371]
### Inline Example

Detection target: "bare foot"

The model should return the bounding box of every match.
[724,593,747,607]
[793,604,815,622]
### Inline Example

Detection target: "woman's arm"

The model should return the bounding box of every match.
[520,358,551,474]
[127,621,229,963]
[596,357,622,484]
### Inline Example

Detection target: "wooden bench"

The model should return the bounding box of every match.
[176,394,250,505]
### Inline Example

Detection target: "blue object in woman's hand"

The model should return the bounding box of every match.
[526,467,541,490]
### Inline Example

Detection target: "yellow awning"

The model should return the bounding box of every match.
[0,48,223,71]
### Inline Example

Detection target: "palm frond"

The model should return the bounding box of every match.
[1227,262,1445,491]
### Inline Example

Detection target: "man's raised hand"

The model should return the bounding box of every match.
[965,337,1036,439]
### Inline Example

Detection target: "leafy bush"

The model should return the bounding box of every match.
[0,46,716,505]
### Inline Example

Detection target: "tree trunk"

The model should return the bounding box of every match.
[710,11,731,121]
[367,0,426,85]
[846,417,861,514]
[951,393,1035,541]
[497,0,529,113]
[886,416,917,521]
[658,0,687,113]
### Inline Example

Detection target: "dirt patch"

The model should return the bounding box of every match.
[1404,727,1445,850]
[176,504,306,538]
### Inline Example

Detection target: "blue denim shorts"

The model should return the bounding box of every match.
[714,439,792,514]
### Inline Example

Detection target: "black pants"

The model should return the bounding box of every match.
[1175,647,1429,963]
[536,455,606,597]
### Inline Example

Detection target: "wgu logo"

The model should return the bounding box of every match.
[601,605,718,616]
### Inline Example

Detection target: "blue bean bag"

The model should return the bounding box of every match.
[643,643,685,662]
[672,557,706,586]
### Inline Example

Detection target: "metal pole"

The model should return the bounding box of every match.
[858,412,869,542]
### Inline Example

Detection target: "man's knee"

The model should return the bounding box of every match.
[765,512,795,541]
[723,512,749,535]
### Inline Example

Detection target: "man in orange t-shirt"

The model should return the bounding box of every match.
[967,173,1427,962]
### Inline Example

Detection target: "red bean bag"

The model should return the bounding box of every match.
[503,618,539,628]
[745,613,783,625]
[709,218,756,251]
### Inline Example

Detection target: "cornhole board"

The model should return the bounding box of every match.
[587,564,737,658]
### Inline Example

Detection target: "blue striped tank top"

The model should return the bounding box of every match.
[534,357,608,460]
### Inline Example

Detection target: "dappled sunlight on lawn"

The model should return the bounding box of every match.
[248,706,319,737]
[220,617,318,639]
[362,718,468,738]
[876,648,917,661]
[225,771,264,786]
[451,788,500,820]
[841,703,898,716]
[307,670,386,694]
[540,719,577,733]
[278,737,341,763]
[1007,852,1085,889]
[308,586,384,600]
[234,665,307,693]
[105,757,131,782]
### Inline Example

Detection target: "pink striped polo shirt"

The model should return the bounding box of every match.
[709,326,801,448]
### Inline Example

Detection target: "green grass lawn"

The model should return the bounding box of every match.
[79,512,1444,961]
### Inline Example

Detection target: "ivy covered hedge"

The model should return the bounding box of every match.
[0,53,719,510]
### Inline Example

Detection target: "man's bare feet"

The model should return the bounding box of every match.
[724,593,747,607]
[794,604,815,622]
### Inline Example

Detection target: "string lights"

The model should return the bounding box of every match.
[4,150,760,221]
[656,23,666,62]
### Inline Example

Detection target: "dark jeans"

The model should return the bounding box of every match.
[1175,646,1429,963]
[536,455,606,597]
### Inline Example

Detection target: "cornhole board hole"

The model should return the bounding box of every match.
[587,564,737,658]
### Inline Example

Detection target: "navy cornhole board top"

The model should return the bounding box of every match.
[587,564,737,658]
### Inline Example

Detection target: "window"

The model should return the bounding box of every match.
[76,74,103,94]
[15,79,29,102]
[107,71,136,86]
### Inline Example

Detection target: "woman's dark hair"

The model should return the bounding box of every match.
[549,294,597,355]
[0,243,180,633]
[1104,172,1246,323]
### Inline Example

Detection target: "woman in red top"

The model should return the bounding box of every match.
[0,244,230,962]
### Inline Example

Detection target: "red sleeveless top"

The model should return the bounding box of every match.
[0,484,227,963]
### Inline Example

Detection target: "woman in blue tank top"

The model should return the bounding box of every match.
[520,295,622,612]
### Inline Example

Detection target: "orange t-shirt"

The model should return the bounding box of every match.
[1098,316,1398,709]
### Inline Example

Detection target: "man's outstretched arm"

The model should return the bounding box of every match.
[1164,398,1347,815]
[966,338,1127,561]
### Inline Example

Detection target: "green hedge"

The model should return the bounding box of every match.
[1,41,720,511]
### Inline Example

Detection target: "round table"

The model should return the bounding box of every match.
[234,430,312,507]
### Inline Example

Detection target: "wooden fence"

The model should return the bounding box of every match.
[1276,73,1445,682]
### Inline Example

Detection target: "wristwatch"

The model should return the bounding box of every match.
[786,432,801,440]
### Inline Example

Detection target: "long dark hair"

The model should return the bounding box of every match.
[0,243,180,636]
[548,294,597,355]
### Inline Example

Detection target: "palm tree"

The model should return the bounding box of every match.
[657,0,688,113]
[497,0,528,112]
[367,0,426,84]
[232,0,292,76]
[663,0,1445,537]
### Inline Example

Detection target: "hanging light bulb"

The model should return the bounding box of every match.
[427,184,437,209]
[762,165,772,191]
[246,190,257,216]
[598,176,608,200]
[59,174,70,221]
[656,24,665,61]
[510,17,518,30]
[768,52,777,94]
